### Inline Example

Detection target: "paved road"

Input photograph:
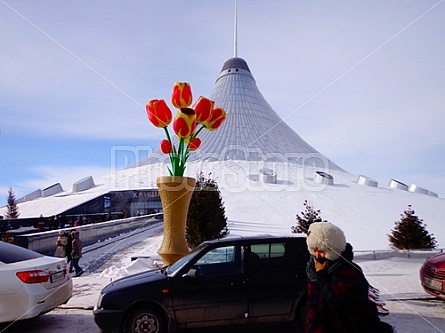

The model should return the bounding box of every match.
[1,314,300,333]
[2,230,443,333]
[0,223,303,333]
[0,224,162,333]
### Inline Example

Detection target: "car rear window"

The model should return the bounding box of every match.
[249,242,287,272]
[0,241,43,264]
[251,242,285,259]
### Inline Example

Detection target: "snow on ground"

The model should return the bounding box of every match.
[1,225,444,333]
[5,160,445,252]
[359,257,445,332]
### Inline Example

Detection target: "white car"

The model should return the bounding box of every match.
[0,241,73,323]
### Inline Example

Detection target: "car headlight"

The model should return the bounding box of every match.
[96,292,104,309]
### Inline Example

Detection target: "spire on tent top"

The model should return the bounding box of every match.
[233,0,238,58]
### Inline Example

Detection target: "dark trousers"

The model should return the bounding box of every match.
[67,254,73,272]
[72,256,83,275]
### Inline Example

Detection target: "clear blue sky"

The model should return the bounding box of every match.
[1,0,444,201]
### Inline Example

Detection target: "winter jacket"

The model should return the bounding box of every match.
[71,231,82,258]
[65,232,73,259]
[305,245,394,333]
[54,235,67,258]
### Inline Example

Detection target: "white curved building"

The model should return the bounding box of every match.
[1,56,444,250]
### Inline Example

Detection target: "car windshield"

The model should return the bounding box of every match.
[166,243,208,276]
[0,241,43,264]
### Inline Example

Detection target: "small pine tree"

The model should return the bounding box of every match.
[291,200,326,234]
[186,172,229,249]
[5,187,20,219]
[388,205,437,250]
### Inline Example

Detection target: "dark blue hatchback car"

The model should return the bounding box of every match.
[93,235,309,333]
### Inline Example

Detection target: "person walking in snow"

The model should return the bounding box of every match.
[305,222,395,333]
[66,230,74,272]
[54,230,67,258]
[71,230,84,277]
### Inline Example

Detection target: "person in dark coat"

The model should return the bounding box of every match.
[65,230,74,272]
[71,230,84,277]
[305,222,395,333]
[0,221,11,241]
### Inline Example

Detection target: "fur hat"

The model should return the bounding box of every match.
[307,222,346,261]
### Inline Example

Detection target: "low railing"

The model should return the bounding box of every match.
[13,213,163,256]
[354,248,445,261]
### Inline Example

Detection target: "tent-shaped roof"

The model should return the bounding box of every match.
[144,57,345,172]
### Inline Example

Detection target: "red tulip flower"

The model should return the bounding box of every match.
[160,139,172,154]
[145,82,225,176]
[171,82,192,109]
[188,137,201,151]
[205,107,227,131]
[193,96,214,125]
[146,99,172,128]
[173,108,196,139]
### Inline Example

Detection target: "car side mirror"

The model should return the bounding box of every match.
[182,268,198,278]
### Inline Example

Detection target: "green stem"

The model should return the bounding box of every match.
[163,127,176,176]
[191,124,206,140]
[177,137,185,176]
[163,127,173,149]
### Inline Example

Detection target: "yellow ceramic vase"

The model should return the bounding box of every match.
[157,176,196,266]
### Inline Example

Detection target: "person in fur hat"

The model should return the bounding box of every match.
[305,222,394,333]
[54,230,67,258]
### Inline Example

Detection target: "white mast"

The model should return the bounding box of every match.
[234,0,238,58]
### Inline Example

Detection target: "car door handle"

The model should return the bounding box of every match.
[231,280,245,287]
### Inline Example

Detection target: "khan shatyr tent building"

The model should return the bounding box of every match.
[144,57,345,174]
[1,55,444,250]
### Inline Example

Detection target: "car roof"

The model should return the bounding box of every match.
[0,241,43,264]
[201,233,307,246]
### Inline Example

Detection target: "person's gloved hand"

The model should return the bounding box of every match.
[314,258,329,284]
[314,257,327,272]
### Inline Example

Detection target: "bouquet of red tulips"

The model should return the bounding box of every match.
[146,82,226,176]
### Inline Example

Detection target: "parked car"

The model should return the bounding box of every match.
[419,252,445,300]
[0,241,73,323]
[94,235,309,333]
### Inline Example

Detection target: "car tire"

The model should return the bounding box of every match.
[124,306,166,333]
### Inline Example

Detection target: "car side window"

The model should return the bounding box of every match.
[251,242,285,259]
[193,245,242,277]
[249,242,286,272]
